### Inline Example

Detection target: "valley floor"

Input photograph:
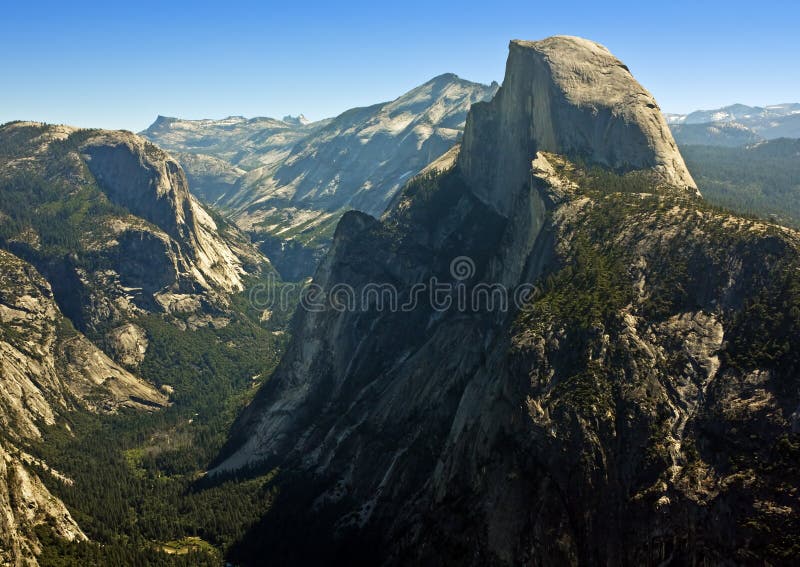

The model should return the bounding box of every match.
[28,292,287,566]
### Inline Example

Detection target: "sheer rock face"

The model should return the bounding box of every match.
[0,123,272,564]
[80,132,248,294]
[459,36,697,215]
[81,134,196,241]
[0,441,86,565]
[0,249,166,564]
[0,123,271,341]
[215,37,799,566]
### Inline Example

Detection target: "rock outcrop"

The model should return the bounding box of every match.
[0,122,271,342]
[0,122,274,564]
[141,75,498,280]
[460,36,696,215]
[215,37,800,566]
[106,323,149,368]
[0,248,166,563]
[80,130,249,294]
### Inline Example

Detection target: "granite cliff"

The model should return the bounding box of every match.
[142,75,498,279]
[0,247,166,565]
[0,122,271,564]
[459,36,696,215]
[215,37,800,565]
[0,123,270,345]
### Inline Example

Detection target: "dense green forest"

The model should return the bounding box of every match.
[681,139,800,227]
[29,292,287,565]
[3,122,800,564]
[0,123,297,564]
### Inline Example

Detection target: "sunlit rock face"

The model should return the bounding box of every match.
[459,36,697,215]
[141,76,499,281]
[213,38,797,566]
[80,131,250,294]
[0,121,275,564]
[0,248,167,563]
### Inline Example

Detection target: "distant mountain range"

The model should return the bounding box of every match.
[212,37,800,565]
[665,103,800,145]
[4,36,800,567]
[142,74,498,279]
[143,85,800,283]
[665,102,800,126]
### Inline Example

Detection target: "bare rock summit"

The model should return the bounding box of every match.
[459,35,697,214]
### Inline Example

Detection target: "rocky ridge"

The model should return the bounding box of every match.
[0,122,270,344]
[0,247,167,564]
[141,75,498,279]
[141,114,321,172]
[214,37,800,565]
[0,121,270,564]
[459,36,696,215]
[665,102,800,145]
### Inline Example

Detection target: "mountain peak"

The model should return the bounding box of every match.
[416,72,492,93]
[425,72,461,83]
[150,115,177,127]
[459,35,697,215]
[282,114,311,126]
[511,35,611,56]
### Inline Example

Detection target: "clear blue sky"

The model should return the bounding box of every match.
[2,0,797,131]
